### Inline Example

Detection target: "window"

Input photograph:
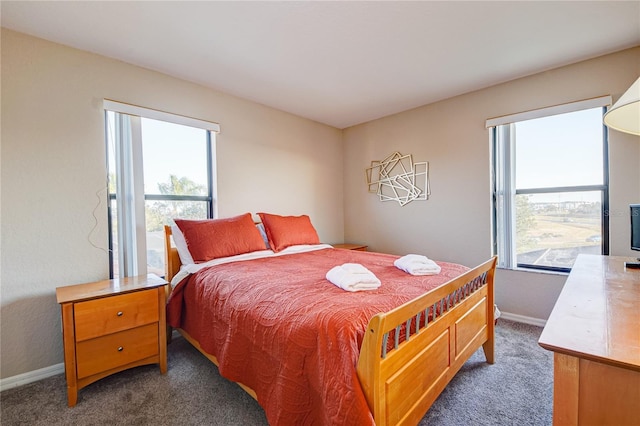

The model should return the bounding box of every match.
[489,97,610,272]
[105,100,219,278]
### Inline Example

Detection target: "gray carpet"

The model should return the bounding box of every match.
[1,320,552,425]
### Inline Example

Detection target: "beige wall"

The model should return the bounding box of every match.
[2,27,639,381]
[344,47,640,322]
[0,29,344,379]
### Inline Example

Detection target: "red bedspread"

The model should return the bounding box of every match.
[167,248,467,425]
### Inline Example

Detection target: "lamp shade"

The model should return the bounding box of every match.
[603,76,640,136]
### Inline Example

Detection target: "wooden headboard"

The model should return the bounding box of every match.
[164,225,181,283]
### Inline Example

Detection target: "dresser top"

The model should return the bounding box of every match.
[56,274,168,304]
[538,254,640,371]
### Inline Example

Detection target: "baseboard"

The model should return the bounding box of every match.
[1,317,543,392]
[3,332,183,392]
[499,311,547,327]
[0,363,64,392]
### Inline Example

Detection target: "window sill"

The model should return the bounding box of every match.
[498,266,569,277]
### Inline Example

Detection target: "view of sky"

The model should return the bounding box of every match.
[514,106,604,203]
[106,113,211,195]
[141,118,210,195]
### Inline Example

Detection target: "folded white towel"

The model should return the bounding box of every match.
[394,254,441,276]
[326,263,381,292]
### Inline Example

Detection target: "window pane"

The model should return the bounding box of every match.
[106,111,117,185]
[145,200,208,278]
[106,103,216,280]
[109,198,120,277]
[141,118,208,196]
[516,192,602,269]
[515,108,603,189]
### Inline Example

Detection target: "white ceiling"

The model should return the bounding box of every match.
[2,1,639,129]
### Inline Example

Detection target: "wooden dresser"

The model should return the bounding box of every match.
[538,254,640,425]
[56,274,168,406]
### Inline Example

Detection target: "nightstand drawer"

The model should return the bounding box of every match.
[76,323,159,379]
[74,290,158,341]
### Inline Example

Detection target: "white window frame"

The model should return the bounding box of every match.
[104,100,220,278]
[488,96,611,272]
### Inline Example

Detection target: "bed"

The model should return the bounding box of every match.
[164,213,497,425]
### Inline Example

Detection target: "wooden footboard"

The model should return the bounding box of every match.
[357,256,497,426]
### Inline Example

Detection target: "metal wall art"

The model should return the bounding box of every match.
[366,152,430,206]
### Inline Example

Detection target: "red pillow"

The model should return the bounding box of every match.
[174,213,266,263]
[257,213,320,252]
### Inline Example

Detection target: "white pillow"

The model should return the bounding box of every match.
[171,224,195,265]
[256,223,270,249]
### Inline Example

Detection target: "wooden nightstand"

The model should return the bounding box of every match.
[56,274,168,407]
[333,243,368,251]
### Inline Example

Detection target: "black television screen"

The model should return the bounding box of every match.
[631,204,640,252]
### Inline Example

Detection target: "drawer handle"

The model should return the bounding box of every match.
[118,346,123,352]
[116,311,123,317]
